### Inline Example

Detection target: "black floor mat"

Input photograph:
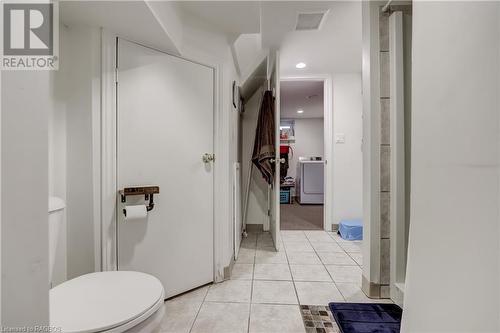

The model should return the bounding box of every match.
[328,303,403,333]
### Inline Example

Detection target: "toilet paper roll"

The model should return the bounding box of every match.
[123,205,148,220]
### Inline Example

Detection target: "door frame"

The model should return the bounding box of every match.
[389,11,407,306]
[279,75,333,231]
[98,30,226,283]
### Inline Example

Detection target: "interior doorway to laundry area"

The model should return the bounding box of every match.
[279,79,327,231]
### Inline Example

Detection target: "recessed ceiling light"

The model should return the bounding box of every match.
[295,62,306,69]
[297,109,304,114]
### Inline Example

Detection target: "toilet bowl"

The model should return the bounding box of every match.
[48,197,165,332]
[50,271,165,333]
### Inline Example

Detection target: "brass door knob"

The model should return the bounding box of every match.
[202,153,215,163]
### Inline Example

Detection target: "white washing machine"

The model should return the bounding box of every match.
[296,160,324,204]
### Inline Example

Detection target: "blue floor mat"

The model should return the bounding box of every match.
[328,303,403,333]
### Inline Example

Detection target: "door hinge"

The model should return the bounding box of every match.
[115,67,118,83]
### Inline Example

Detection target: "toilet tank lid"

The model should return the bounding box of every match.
[49,196,65,213]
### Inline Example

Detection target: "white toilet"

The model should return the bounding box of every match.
[49,197,165,332]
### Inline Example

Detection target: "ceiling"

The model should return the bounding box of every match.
[61,1,362,85]
[281,81,324,119]
[60,1,181,55]
[175,1,362,76]
[279,1,362,76]
[176,1,261,40]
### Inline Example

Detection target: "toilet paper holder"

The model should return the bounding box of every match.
[120,186,160,212]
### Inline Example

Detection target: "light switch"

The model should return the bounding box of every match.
[335,134,345,144]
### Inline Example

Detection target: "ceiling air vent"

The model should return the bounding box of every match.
[295,11,328,31]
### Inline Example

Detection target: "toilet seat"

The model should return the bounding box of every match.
[50,271,164,333]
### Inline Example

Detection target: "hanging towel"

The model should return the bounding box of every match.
[252,90,275,185]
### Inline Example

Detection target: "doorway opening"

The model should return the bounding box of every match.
[279,80,326,231]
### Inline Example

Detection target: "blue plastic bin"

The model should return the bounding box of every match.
[280,190,291,204]
[339,219,363,241]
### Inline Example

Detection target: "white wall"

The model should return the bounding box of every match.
[49,28,69,285]
[332,74,363,224]
[145,1,183,54]
[234,34,268,80]
[0,20,100,328]
[402,2,500,331]
[2,71,50,325]
[286,118,324,180]
[50,48,67,200]
[50,25,101,281]
[64,25,100,279]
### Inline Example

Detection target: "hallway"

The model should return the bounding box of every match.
[280,204,324,230]
[161,231,387,333]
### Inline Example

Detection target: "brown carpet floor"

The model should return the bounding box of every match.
[280,201,324,230]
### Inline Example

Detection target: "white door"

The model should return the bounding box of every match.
[116,39,214,298]
[271,51,281,251]
[233,163,242,259]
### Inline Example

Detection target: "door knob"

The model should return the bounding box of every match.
[202,153,215,163]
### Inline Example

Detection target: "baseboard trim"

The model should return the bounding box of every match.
[362,275,381,298]
[223,258,235,280]
[245,224,264,233]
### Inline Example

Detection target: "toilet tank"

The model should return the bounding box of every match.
[49,196,66,287]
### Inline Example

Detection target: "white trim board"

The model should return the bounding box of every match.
[91,29,103,273]
[280,75,333,231]
[272,50,281,250]
[361,0,382,289]
[100,30,117,272]
[389,11,407,305]
[99,30,227,284]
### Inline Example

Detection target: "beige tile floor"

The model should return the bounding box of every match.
[159,230,384,333]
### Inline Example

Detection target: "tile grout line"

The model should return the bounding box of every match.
[331,232,393,303]
[246,231,259,333]
[187,284,210,333]
[294,230,349,332]
[331,232,363,267]
[192,233,258,333]
[326,233,352,301]
[281,230,308,333]
[326,232,364,300]
[344,249,362,269]
[189,231,364,333]
[243,231,360,332]
[306,231,348,302]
